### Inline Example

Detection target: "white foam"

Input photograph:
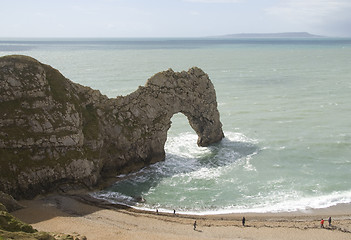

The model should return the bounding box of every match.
[182,166,224,180]
[243,153,258,172]
[241,190,351,213]
[91,191,136,206]
[117,190,351,216]
[165,132,211,158]
[224,132,258,144]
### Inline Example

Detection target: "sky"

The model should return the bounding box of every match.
[1,0,351,38]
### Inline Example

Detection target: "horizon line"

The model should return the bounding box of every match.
[0,33,349,39]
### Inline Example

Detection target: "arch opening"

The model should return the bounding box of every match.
[167,113,193,136]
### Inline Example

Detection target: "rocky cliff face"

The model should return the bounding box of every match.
[0,55,224,198]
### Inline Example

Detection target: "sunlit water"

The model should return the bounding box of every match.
[1,38,351,214]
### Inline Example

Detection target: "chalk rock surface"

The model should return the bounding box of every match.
[0,55,224,198]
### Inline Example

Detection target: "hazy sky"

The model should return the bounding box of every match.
[1,0,351,38]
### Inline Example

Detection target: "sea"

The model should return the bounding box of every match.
[1,37,351,215]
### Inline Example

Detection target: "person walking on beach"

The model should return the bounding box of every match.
[242,217,246,227]
[320,219,324,228]
[193,220,197,230]
[328,217,332,226]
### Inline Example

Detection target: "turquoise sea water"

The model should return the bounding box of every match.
[1,38,351,214]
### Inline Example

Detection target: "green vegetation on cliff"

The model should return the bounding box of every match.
[0,211,36,233]
[0,208,55,240]
[0,208,86,240]
[0,230,55,240]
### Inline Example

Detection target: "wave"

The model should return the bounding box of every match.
[91,189,351,215]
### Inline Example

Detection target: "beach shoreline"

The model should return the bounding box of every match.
[72,192,351,219]
[11,193,351,240]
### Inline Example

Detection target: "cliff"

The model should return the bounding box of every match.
[0,55,224,198]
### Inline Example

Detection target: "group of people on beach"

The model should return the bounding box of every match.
[156,208,333,231]
[320,217,332,228]
[193,216,334,231]
[156,208,247,231]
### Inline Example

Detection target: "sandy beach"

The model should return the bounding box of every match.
[11,194,351,240]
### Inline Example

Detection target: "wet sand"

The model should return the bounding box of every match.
[12,194,351,240]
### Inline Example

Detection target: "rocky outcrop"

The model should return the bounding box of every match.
[0,203,6,212]
[0,207,86,240]
[0,192,23,212]
[0,55,224,198]
[0,192,86,240]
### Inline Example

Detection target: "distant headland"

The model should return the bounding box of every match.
[211,32,324,38]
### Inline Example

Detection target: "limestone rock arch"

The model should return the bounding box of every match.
[0,55,224,198]
[145,67,224,147]
[101,67,224,175]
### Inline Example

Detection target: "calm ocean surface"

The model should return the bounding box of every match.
[1,38,351,214]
